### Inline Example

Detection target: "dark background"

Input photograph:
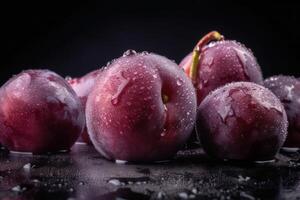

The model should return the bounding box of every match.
[0,1,299,85]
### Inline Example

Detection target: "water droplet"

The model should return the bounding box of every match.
[23,163,31,171]
[108,177,150,186]
[207,41,217,48]
[238,175,250,182]
[11,185,26,193]
[157,191,166,199]
[111,72,130,105]
[161,129,167,137]
[79,181,85,186]
[192,188,197,194]
[141,51,149,55]
[218,105,233,123]
[178,192,188,199]
[285,85,294,100]
[32,179,40,183]
[176,79,183,86]
[108,179,122,186]
[106,61,111,66]
[123,49,137,57]
[152,74,158,79]
[65,76,72,81]
[115,160,128,164]
[240,192,255,200]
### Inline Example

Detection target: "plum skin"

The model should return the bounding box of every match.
[264,75,300,148]
[196,82,288,161]
[180,40,263,104]
[86,52,197,162]
[0,69,85,153]
[67,69,101,144]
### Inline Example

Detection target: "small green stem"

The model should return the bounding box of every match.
[189,31,224,84]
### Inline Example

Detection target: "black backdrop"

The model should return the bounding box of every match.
[1,1,299,85]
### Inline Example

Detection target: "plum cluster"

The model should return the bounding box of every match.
[0,31,298,163]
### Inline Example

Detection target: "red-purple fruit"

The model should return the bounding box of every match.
[0,70,85,153]
[86,50,197,162]
[264,75,300,148]
[67,69,101,144]
[180,31,263,105]
[196,82,288,161]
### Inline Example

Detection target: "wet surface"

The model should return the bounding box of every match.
[0,144,300,199]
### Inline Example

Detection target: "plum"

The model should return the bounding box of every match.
[67,69,101,144]
[196,82,288,161]
[0,69,85,153]
[86,50,197,162]
[180,31,263,104]
[264,75,300,149]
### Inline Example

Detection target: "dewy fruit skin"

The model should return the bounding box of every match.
[180,31,263,104]
[86,51,197,162]
[196,82,288,161]
[67,69,102,144]
[0,69,85,153]
[264,75,300,148]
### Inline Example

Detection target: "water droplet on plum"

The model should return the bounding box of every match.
[141,51,149,55]
[65,76,72,81]
[111,72,130,105]
[123,49,137,57]
[176,79,183,86]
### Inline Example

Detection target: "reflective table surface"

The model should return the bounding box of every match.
[0,144,300,200]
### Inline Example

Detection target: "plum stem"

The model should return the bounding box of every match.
[162,94,169,104]
[189,31,224,84]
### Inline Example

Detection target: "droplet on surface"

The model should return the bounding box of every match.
[238,175,251,182]
[11,185,26,193]
[115,160,128,164]
[285,85,294,100]
[23,163,31,171]
[176,79,183,86]
[65,76,72,81]
[78,181,85,186]
[178,192,189,199]
[141,51,149,55]
[161,129,167,137]
[108,179,122,186]
[123,49,137,57]
[111,72,130,105]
